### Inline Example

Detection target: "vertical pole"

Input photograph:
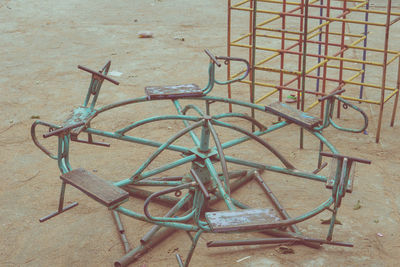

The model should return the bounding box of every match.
[250,0,257,131]
[58,181,67,212]
[376,0,392,143]
[359,1,369,99]
[321,0,331,119]
[336,0,347,119]
[227,0,232,112]
[279,0,287,104]
[297,0,304,110]
[300,0,309,149]
[390,55,399,127]
[316,0,324,93]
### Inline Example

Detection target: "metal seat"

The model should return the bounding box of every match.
[205,208,281,233]
[145,83,203,100]
[265,101,321,129]
[60,168,129,208]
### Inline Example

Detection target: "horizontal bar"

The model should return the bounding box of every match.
[320,152,371,164]
[207,237,353,247]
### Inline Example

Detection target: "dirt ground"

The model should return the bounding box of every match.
[1,0,400,266]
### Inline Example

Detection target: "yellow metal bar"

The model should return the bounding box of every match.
[255,33,300,42]
[344,80,397,91]
[256,53,280,66]
[230,52,281,79]
[326,65,363,72]
[231,6,281,16]
[340,95,380,104]
[240,79,276,88]
[232,0,250,8]
[346,44,398,55]
[348,7,400,17]
[323,31,364,38]
[306,60,329,75]
[255,66,301,76]
[327,17,386,27]
[325,55,382,66]
[256,26,302,35]
[258,15,282,27]
[305,100,320,112]
[231,33,251,44]
[384,89,400,103]
[345,69,363,82]
[256,89,279,103]
[387,53,400,66]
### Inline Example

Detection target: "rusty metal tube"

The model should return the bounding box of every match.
[112,210,131,253]
[115,226,178,267]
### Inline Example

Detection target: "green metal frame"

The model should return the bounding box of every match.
[31,51,370,266]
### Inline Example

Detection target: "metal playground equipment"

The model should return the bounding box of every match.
[227,0,400,143]
[31,50,371,266]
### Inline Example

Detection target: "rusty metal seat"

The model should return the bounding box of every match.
[205,208,281,233]
[60,168,129,208]
[265,101,321,129]
[145,84,203,100]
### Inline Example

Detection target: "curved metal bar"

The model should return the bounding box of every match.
[144,185,196,222]
[85,127,190,154]
[222,155,327,183]
[207,120,231,195]
[31,120,60,160]
[116,206,198,232]
[236,198,335,232]
[181,104,205,117]
[202,63,216,95]
[63,135,72,172]
[57,136,70,174]
[136,154,197,182]
[130,120,204,181]
[211,119,295,170]
[221,121,288,150]
[116,115,202,135]
[214,56,250,85]
[199,95,269,113]
[329,97,368,133]
[96,95,266,119]
[96,96,149,114]
[212,113,266,131]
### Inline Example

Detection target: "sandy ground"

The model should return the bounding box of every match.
[1,0,400,266]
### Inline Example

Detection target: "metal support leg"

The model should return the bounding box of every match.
[39,181,78,222]
[176,230,203,267]
[112,210,131,253]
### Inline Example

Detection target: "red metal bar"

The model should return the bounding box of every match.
[336,0,348,119]
[376,0,392,143]
[297,0,304,110]
[390,52,400,127]
[227,0,232,112]
[279,0,287,103]
[321,0,331,119]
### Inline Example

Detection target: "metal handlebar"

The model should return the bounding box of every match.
[43,122,85,138]
[316,89,368,133]
[31,120,60,159]
[318,89,346,102]
[78,65,120,85]
[215,56,251,83]
[202,49,251,95]
[31,121,87,159]
[204,49,221,67]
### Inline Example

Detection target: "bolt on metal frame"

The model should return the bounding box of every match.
[227,0,400,143]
